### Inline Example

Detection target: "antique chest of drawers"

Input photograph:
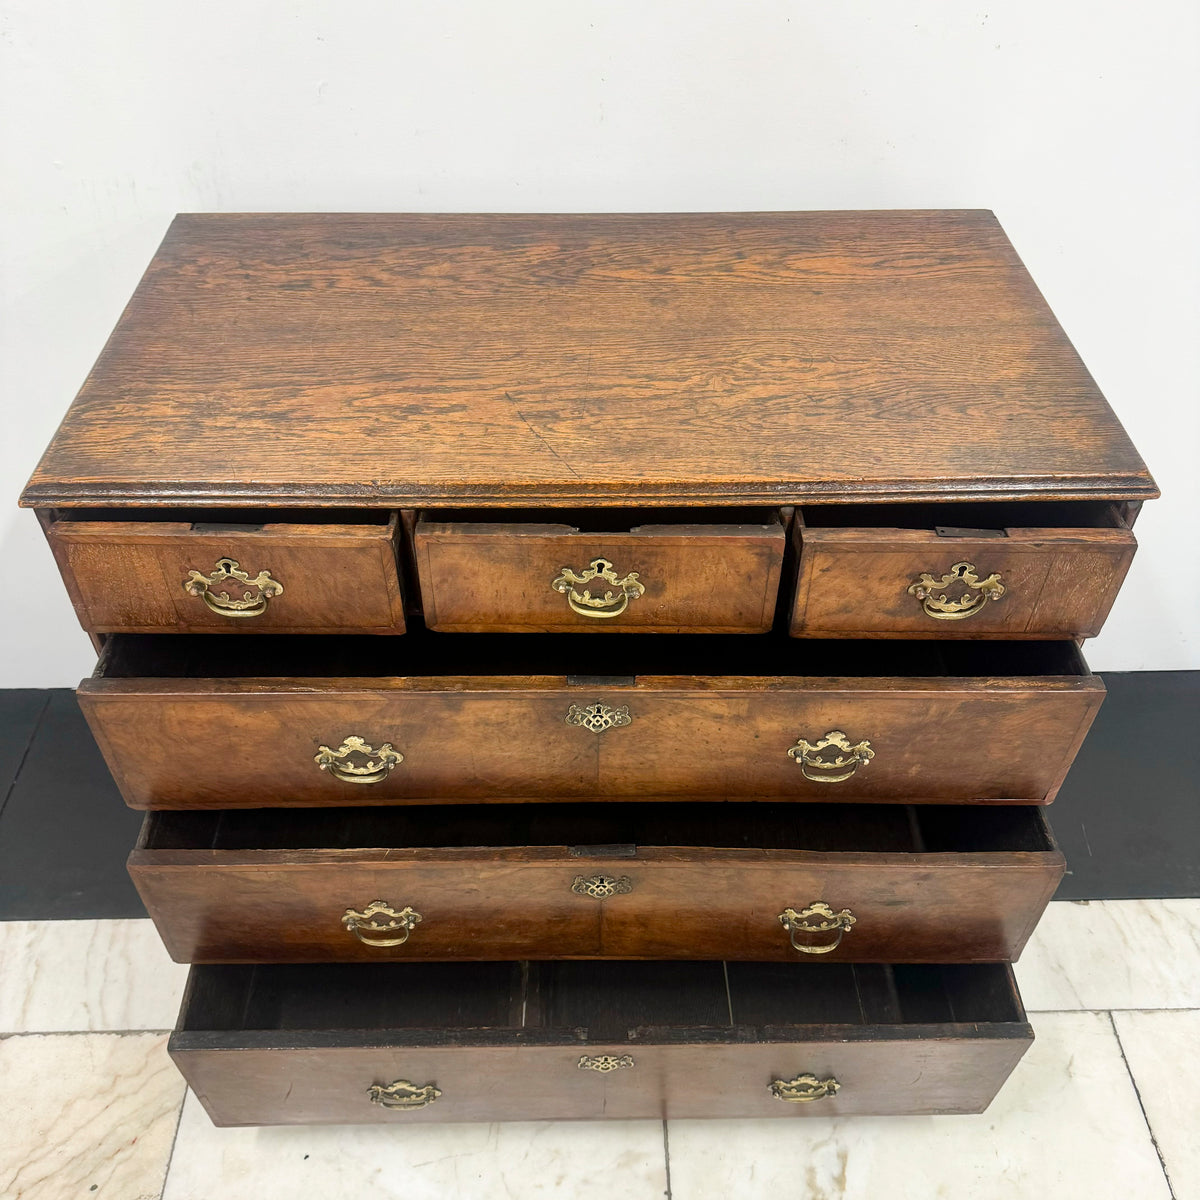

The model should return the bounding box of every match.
[20,211,1156,1125]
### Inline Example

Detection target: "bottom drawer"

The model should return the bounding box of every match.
[171,960,1032,1125]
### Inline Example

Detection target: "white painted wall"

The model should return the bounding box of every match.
[2,1,1196,685]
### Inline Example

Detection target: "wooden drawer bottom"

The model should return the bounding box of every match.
[171,960,1032,1125]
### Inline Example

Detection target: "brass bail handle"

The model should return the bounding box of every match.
[769,1073,841,1103]
[315,736,404,784]
[343,901,422,947]
[787,731,874,783]
[367,1079,441,1110]
[907,561,1005,621]
[551,558,646,619]
[778,902,857,955]
[182,557,283,618]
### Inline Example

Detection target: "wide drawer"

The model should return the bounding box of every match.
[789,501,1136,639]
[171,960,1032,1125]
[45,509,406,634]
[131,802,1063,963]
[414,507,786,632]
[81,633,1103,808]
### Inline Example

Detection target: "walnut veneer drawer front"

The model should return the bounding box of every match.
[414,508,786,632]
[790,501,1136,639]
[81,634,1103,808]
[131,803,1062,964]
[172,961,1032,1125]
[45,510,405,634]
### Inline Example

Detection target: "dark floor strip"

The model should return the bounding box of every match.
[0,689,144,919]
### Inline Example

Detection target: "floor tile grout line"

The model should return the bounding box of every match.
[159,1090,188,1200]
[0,1028,173,1039]
[1107,1011,1178,1200]
[662,1119,673,1200]
[0,692,52,825]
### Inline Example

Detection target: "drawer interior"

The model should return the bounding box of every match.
[179,960,1026,1040]
[797,499,1127,532]
[96,629,1089,679]
[50,507,392,529]
[417,506,783,533]
[142,801,1055,854]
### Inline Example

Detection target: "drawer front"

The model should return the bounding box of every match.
[790,524,1136,638]
[130,855,603,962]
[81,676,1102,808]
[414,516,785,632]
[131,845,1061,964]
[173,1037,1029,1125]
[47,517,405,633]
[597,851,1061,962]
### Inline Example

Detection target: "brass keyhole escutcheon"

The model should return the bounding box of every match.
[571,875,634,899]
[565,702,632,734]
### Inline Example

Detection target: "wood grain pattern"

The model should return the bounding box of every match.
[129,807,1063,964]
[170,961,1032,1124]
[46,515,405,633]
[415,512,785,632]
[791,514,1136,638]
[20,212,1156,509]
[80,672,1103,809]
[173,1036,1031,1124]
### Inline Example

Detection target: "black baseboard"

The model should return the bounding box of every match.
[0,673,1197,919]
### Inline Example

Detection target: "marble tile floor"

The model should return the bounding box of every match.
[1,899,1197,1200]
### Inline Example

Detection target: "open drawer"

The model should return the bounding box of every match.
[171,960,1033,1124]
[413,507,787,632]
[789,500,1136,639]
[130,801,1063,963]
[44,508,405,634]
[80,632,1104,808]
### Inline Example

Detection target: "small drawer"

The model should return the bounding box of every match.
[81,632,1103,809]
[130,802,1063,964]
[45,508,405,634]
[170,960,1033,1124]
[413,507,786,632]
[789,500,1136,639]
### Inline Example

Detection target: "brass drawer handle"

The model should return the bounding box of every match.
[779,902,856,955]
[367,1079,441,1109]
[552,558,645,619]
[343,901,422,947]
[565,702,632,734]
[908,561,1005,621]
[183,557,283,617]
[770,1073,841,1103]
[787,730,874,782]
[315,736,404,783]
[572,874,634,898]
[578,1055,635,1072]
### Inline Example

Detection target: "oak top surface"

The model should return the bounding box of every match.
[22,211,1155,508]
